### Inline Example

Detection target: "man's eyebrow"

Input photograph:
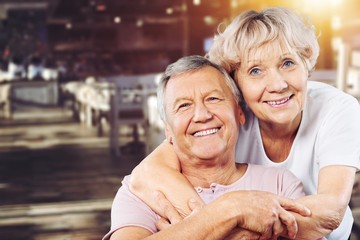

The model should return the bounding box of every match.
[172,89,224,105]
[209,89,226,96]
[172,96,191,109]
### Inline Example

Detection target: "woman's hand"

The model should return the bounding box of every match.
[154,190,311,239]
[210,191,311,240]
[155,191,205,231]
[130,141,203,218]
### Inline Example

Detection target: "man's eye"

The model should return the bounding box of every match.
[178,103,190,109]
[208,97,219,101]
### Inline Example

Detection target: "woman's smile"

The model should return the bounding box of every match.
[264,95,293,108]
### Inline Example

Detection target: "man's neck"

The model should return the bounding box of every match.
[182,162,247,188]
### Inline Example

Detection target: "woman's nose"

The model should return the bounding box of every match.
[266,70,288,92]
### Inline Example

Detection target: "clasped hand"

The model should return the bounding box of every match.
[153,190,311,240]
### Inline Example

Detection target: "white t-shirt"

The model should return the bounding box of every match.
[235,81,360,239]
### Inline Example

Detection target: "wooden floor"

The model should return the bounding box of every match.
[1,106,360,240]
[0,106,145,240]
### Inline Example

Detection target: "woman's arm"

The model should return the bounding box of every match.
[110,190,311,240]
[294,165,356,239]
[130,141,203,218]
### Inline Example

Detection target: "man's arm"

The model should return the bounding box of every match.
[293,165,356,239]
[110,203,239,240]
[110,190,311,240]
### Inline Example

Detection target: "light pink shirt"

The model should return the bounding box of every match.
[103,164,305,239]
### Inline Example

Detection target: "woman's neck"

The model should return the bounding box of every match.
[259,113,302,162]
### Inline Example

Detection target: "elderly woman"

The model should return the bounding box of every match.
[103,56,311,240]
[130,7,360,240]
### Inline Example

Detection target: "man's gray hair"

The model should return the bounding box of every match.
[157,55,243,122]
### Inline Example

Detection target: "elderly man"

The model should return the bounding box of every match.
[103,55,310,240]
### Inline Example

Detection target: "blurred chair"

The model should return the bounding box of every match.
[347,67,360,100]
[108,75,149,157]
[310,70,337,86]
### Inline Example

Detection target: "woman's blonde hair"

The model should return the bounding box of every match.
[207,6,320,76]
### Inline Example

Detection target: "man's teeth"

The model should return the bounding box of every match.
[193,128,219,137]
[267,97,290,106]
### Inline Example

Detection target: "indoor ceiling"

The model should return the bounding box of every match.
[0,0,187,24]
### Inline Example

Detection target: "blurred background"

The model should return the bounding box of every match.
[0,0,360,239]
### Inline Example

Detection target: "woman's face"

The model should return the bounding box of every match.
[235,43,308,127]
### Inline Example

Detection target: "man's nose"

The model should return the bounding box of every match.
[192,103,212,122]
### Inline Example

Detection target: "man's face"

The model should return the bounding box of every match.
[164,66,244,162]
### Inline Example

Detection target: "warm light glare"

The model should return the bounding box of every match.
[166,8,174,15]
[136,19,144,27]
[331,0,343,7]
[114,16,121,24]
[230,0,238,8]
[96,4,106,11]
[300,0,343,14]
[193,0,201,6]
[65,22,72,29]
[331,16,342,30]
[302,0,331,12]
[203,16,215,25]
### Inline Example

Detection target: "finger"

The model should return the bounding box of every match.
[187,198,204,216]
[258,222,274,240]
[155,217,171,231]
[225,228,261,240]
[280,198,311,217]
[272,220,284,239]
[278,209,298,239]
[153,190,183,224]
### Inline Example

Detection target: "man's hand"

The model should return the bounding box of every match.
[224,228,261,240]
[153,190,311,239]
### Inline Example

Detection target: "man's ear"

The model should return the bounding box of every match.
[165,125,173,144]
[237,108,246,126]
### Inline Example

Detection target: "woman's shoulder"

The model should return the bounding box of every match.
[307,81,357,103]
[306,81,359,115]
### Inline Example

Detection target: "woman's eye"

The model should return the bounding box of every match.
[249,67,261,75]
[283,60,295,68]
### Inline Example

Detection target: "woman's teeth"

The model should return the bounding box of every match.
[193,128,219,137]
[267,97,290,106]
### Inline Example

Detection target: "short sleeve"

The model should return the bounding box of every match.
[279,168,306,199]
[102,176,158,240]
[317,95,360,170]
